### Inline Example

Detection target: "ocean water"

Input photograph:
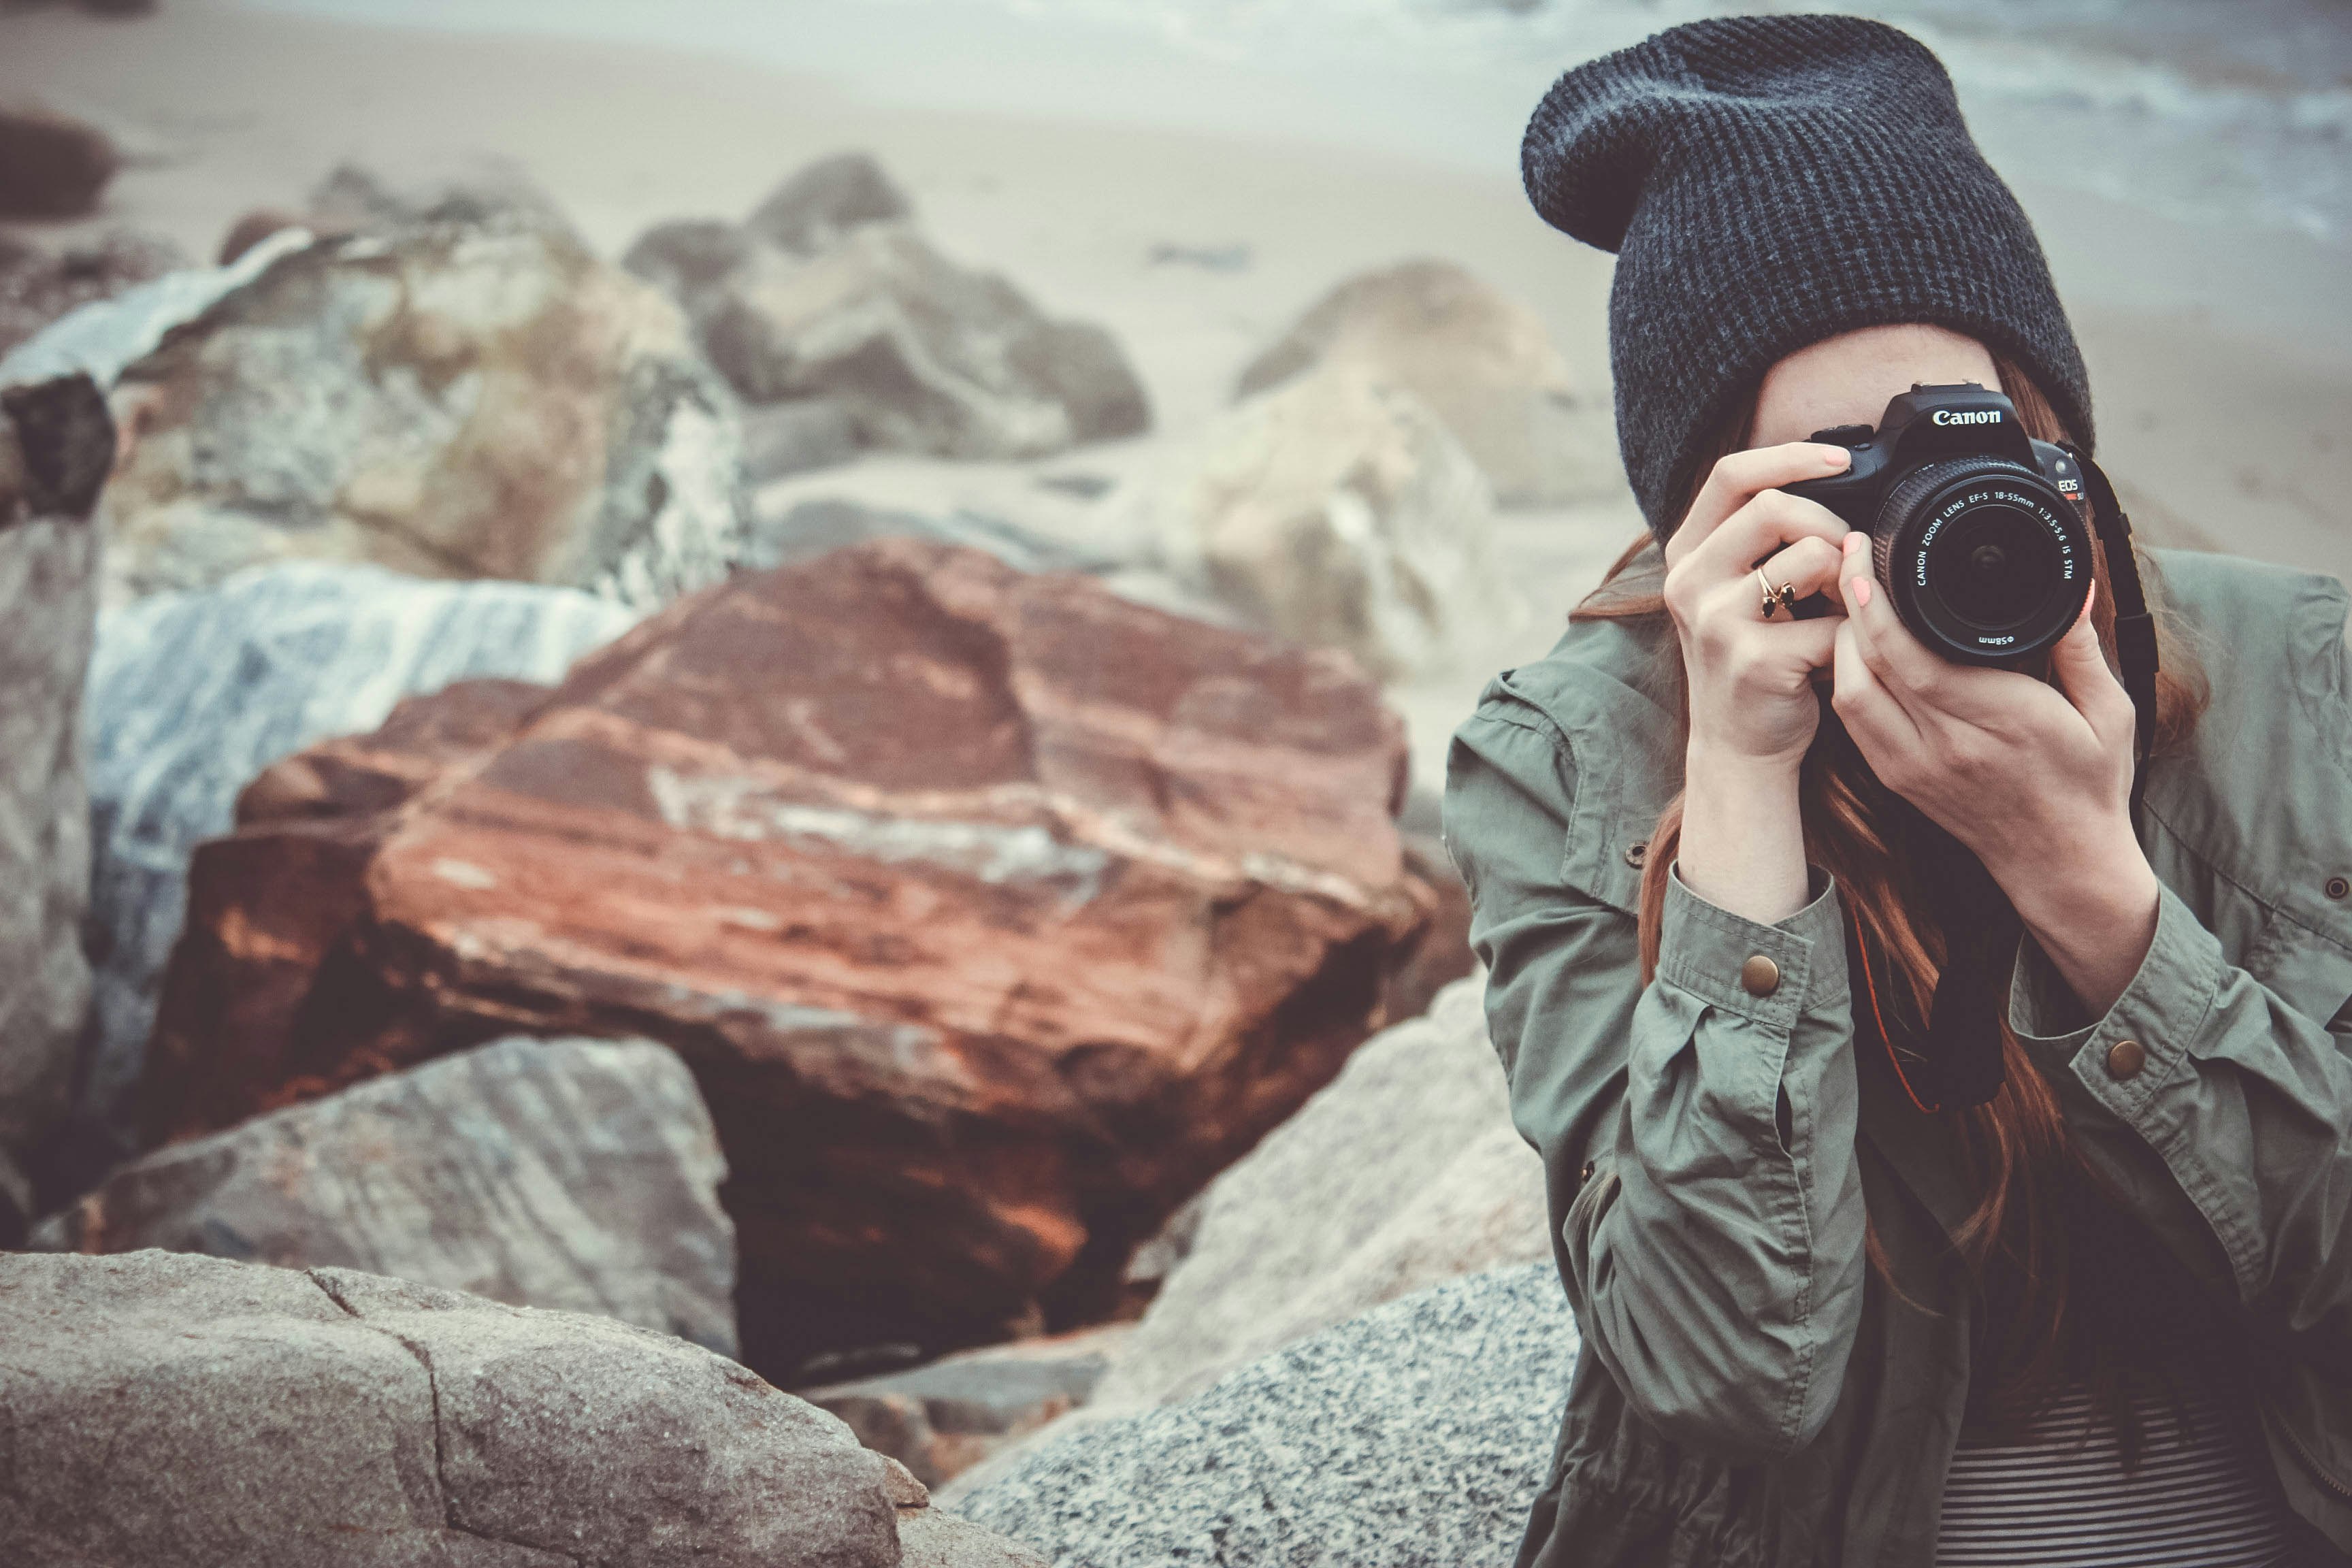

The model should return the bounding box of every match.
[239,0,2352,252]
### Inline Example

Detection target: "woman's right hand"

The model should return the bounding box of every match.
[1662,442,1855,771]
[1661,442,1852,922]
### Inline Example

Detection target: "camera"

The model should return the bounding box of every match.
[1782,383,2093,665]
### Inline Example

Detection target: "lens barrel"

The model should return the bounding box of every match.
[1869,457,2090,664]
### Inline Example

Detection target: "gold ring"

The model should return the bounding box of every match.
[1756,568,1797,620]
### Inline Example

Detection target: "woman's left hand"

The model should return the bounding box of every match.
[1830,532,2159,1015]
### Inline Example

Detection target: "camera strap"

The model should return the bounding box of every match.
[2061,442,2161,821]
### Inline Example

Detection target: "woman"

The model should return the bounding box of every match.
[1446,16,2352,1568]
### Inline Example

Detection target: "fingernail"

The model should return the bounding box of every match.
[1842,532,1863,557]
[1818,444,1852,468]
[1852,578,1874,608]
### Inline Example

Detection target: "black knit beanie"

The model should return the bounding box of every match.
[1524,15,2093,540]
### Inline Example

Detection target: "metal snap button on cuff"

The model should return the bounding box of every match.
[1740,954,1782,998]
[2328,875,2350,902]
[2105,1039,2147,1081]
[1623,840,1648,868]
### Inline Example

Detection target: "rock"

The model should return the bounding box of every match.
[743,496,1120,577]
[747,150,915,255]
[1384,826,1475,1025]
[1132,361,1501,680]
[31,1035,738,1355]
[898,1507,1052,1568]
[625,152,1149,461]
[1117,1190,1205,1304]
[623,218,758,321]
[0,374,110,1241]
[0,1248,1007,1567]
[945,1264,1577,1566]
[0,230,186,360]
[144,539,1439,1377]
[808,1323,1132,1489]
[215,207,317,266]
[1238,259,1620,507]
[0,103,118,219]
[702,226,1149,457]
[0,227,310,395]
[1086,977,1543,1412]
[70,563,635,1190]
[98,216,746,608]
[741,395,860,482]
[306,157,581,242]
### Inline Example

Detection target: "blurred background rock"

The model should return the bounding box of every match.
[0,3,2342,1563]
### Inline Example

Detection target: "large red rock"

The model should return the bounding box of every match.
[143,540,1451,1376]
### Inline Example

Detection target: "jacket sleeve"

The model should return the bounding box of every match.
[1444,690,1868,1464]
[2010,891,2352,1348]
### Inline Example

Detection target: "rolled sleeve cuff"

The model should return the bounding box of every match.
[2008,884,2227,1093]
[2006,883,2242,1281]
[1656,866,1849,1032]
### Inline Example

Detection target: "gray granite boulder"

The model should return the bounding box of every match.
[32,1035,738,1355]
[0,1250,1043,1567]
[0,373,110,1239]
[945,1264,1577,1567]
[97,214,747,608]
[624,152,1149,461]
[71,561,634,1185]
[1090,976,1547,1411]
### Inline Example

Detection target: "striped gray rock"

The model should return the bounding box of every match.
[71,563,634,1183]
[31,1036,737,1356]
[0,373,111,1240]
[945,1264,1578,1568]
[0,229,185,362]
[0,228,315,395]
[0,1250,1045,1568]
[97,218,747,609]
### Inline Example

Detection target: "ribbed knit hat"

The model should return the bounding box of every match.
[1524,15,2093,540]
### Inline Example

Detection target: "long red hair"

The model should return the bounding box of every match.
[1579,357,2209,1428]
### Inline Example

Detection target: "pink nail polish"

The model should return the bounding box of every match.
[1842,532,1863,557]
[1852,578,1874,608]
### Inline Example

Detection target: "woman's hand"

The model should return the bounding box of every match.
[1663,442,1853,924]
[1831,533,2159,1014]
[1664,443,1855,770]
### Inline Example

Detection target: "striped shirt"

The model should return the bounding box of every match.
[1936,1381,2298,1566]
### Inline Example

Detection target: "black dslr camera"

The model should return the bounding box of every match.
[1783,383,2093,665]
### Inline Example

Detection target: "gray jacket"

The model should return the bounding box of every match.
[1443,546,2352,1566]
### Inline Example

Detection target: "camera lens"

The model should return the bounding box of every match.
[1928,504,2060,632]
[1872,456,2091,664]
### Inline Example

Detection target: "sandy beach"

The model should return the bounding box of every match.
[4,0,2347,783]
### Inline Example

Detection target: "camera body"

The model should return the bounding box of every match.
[1783,383,2093,665]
